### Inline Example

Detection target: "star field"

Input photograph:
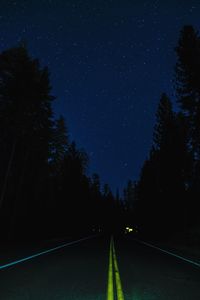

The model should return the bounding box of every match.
[1,0,200,193]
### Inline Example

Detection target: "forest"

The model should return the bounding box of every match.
[0,25,200,242]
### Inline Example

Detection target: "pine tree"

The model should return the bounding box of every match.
[175,25,200,226]
[137,94,189,237]
[153,93,174,151]
[175,25,200,157]
[0,45,55,238]
[50,115,68,176]
[123,180,136,211]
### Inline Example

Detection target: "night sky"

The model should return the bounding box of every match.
[1,0,200,194]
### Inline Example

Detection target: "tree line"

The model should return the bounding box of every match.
[1,25,198,242]
[0,44,125,241]
[123,25,200,240]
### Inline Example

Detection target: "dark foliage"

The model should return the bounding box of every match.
[0,45,123,241]
[131,25,200,240]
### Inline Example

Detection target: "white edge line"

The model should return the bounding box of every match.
[0,234,98,270]
[134,238,200,268]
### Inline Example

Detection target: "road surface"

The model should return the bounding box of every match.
[0,234,200,299]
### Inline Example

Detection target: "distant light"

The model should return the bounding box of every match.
[125,226,134,233]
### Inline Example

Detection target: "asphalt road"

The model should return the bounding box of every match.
[0,234,200,299]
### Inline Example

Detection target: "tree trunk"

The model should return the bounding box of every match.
[8,150,29,239]
[0,138,17,210]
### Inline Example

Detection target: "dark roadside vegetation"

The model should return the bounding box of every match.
[0,25,200,261]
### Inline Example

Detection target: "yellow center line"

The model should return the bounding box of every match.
[113,239,125,300]
[107,236,125,300]
[107,236,114,300]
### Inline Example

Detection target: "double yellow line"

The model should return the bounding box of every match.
[107,236,125,300]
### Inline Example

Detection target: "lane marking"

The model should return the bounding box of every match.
[107,236,125,300]
[107,237,114,300]
[135,239,200,268]
[112,239,125,300]
[0,235,98,270]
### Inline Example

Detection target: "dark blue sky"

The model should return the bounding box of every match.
[1,0,200,194]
